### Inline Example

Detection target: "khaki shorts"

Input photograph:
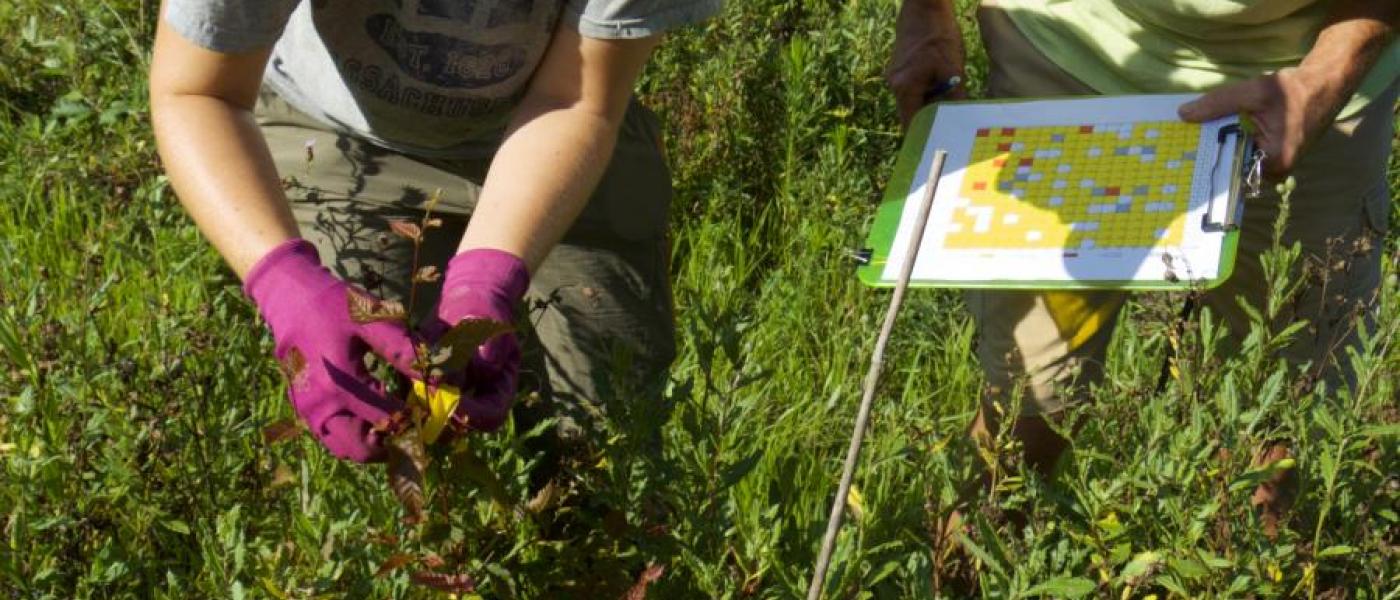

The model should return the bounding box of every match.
[971,5,1396,416]
[255,93,677,441]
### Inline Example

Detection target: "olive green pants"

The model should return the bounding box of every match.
[971,4,1396,415]
[255,92,677,441]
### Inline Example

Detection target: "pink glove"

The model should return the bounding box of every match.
[246,239,419,462]
[421,249,529,433]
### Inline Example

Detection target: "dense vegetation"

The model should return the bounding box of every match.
[2,1,1396,597]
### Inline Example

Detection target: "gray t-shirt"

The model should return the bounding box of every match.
[165,0,720,157]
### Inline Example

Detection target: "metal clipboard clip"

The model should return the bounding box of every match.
[1201,122,1263,233]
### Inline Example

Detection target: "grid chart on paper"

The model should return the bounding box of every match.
[944,121,1199,251]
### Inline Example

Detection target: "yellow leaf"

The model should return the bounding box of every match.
[260,577,290,600]
[411,380,462,444]
[846,485,866,522]
[1096,512,1122,535]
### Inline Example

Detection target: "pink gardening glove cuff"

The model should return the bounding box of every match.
[421,248,529,433]
[246,239,419,462]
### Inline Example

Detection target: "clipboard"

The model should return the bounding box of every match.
[857,94,1259,290]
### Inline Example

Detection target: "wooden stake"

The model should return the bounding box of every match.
[806,149,947,600]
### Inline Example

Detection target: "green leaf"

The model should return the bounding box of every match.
[1021,576,1096,598]
[50,96,91,120]
[866,559,902,586]
[954,530,1006,577]
[971,511,1013,574]
[721,451,763,489]
[1169,557,1209,580]
[0,312,33,379]
[1316,545,1355,559]
[435,318,513,372]
[1356,423,1400,438]
[1197,551,1232,570]
[1158,574,1189,596]
[1118,551,1163,585]
[161,520,191,535]
[446,442,515,510]
[1228,458,1295,493]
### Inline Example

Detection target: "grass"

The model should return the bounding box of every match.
[2,0,1398,597]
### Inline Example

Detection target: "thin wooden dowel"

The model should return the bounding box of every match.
[806,150,947,600]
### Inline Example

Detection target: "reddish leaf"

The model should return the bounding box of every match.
[413,265,441,283]
[371,411,409,436]
[410,342,436,375]
[388,220,423,242]
[435,317,513,372]
[386,433,428,525]
[269,463,296,489]
[277,347,307,387]
[525,479,562,515]
[741,574,762,597]
[347,289,407,325]
[262,418,303,444]
[379,299,408,321]
[347,288,378,322]
[375,553,416,578]
[366,531,400,547]
[419,553,446,569]
[410,571,476,593]
[622,564,665,600]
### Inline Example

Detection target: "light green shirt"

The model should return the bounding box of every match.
[997,0,1400,120]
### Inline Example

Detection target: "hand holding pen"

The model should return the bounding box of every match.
[885,0,969,127]
[923,75,963,104]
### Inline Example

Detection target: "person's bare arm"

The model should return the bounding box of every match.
[456,26,660,270]
[149,10,297,278]
[886,0,968,128]
[1180,0,1400,178]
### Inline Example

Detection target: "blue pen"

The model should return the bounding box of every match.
[923,75,962,103]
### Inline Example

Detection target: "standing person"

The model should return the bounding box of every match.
[149,0,720,464]
[887,0,1399,534]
